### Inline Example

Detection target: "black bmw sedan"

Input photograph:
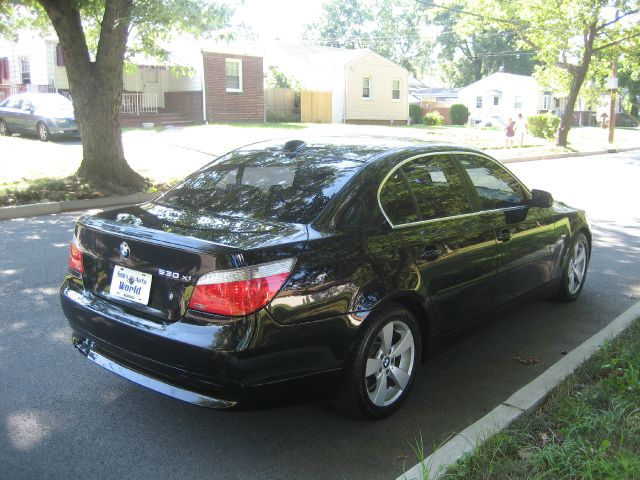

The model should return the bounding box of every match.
[60,137,590,419]
[0,92,79,141]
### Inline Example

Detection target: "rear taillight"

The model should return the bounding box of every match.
[69,235,84,274]
[188,258,295,317]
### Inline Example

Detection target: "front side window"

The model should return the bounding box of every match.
[379,155,472,226]
[226,59,242,92]
[362,77,371,99]
[392,79,400,100]
[457,154,526,210]
[20,57,30,84]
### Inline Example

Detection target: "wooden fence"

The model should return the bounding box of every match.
[265,88,299,122]
[301,90,332,123]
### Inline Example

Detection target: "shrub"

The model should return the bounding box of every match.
[409,104,423,125]
[423,111,444,126]
[528,113,561,140]
[450,103,469,125]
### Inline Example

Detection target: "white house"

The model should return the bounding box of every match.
[266,43,409,124]
[458,72,570,126]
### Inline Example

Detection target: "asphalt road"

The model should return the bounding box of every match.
[1,151,639,480]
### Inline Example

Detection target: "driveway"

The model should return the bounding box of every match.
[0,152,639,480]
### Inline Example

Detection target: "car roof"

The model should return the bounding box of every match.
[232,136,485,164]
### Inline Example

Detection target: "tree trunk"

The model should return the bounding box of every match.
[556,25,597,147]
[556,68,588,146]
[38,0,146,193]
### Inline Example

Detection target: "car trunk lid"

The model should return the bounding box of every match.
[76,203,307,323]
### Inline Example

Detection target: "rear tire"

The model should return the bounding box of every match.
[553,232,589,302]
[331,305,421,420]
[0,119,9,136]
[37,122,51,142]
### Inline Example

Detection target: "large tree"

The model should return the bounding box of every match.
[2,1,231,192]
[304,0,433,77]
[443,0,640,146]
[431,7,536,87]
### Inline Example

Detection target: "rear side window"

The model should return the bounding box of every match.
[157,147,364,224]
[402,155,472,220]
[379,169,419,225]
[457,154,526,210]
[4,97,21,109]
[379,154,472,226]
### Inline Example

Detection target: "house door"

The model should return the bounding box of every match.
[142,67,164,109]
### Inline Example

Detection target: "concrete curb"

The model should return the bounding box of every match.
[1,147,638,221]
[0,192,160,221]
[499,146,640,164]
[397,299,640,480]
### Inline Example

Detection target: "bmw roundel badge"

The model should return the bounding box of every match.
[119,241,130,260]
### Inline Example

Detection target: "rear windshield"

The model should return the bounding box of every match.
[157,146,365,224]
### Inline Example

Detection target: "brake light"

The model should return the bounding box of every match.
[188,258,295,317]
[69,235,84,274]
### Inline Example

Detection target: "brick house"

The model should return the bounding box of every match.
[201,49,265,123]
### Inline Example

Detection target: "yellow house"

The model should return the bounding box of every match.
[267,43,409,124]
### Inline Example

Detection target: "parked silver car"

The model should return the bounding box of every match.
[0,92,79,141]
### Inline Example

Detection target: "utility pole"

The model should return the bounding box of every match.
[608,58,617,145]
[608,9,619,145]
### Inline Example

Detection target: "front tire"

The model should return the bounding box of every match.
[0,119,9,136]
[554,232,589,302]
[332,305,421,419]
[37,122,51,142]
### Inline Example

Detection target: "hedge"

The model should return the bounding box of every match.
[450,104,469,125]
[409,104,423,125]
[528,113,561,140]
[423,111,444,126]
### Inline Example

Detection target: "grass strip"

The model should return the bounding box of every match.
[442,317,640,480]
[0,176,164,207]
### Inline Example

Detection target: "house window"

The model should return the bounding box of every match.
[514,96,523,109]
[226,59,242,92]
[391,79,400,100]
[543,93,552,110]
[493,95,500,106]
[362,77,371,99]
[20,57,30,84]
[476,96,482,108]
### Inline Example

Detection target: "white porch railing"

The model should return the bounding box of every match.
[121,93,158,115]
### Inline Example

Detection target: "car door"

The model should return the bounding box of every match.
[18,98,36,133]
[375,153,498,332]
[454,153,558,305]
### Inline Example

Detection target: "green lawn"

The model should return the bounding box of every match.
[441,318,640,480]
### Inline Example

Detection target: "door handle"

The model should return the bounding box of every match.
[497,229,512,242]
[419,246,443,260]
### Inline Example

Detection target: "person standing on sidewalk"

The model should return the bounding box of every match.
[505,118,515,148]
[515,114,528,147]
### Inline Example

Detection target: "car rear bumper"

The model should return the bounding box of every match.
[73,336,237,408]
[60,277,356,407]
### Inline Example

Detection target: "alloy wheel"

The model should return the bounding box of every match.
[38,123,50,141]
[567,239,588,295]
[0,120,7,136]
[365,320,415,407]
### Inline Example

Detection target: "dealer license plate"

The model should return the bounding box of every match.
[110,265,152,305]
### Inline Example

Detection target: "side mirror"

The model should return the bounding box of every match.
[530,189,553,208]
